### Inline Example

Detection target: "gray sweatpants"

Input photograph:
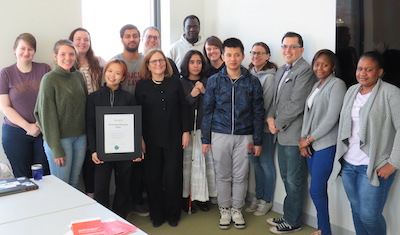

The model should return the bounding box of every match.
[211,132,252,209]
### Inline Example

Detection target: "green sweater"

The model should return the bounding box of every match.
[34,66,87,158]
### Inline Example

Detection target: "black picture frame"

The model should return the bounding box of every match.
[95,106,142,162]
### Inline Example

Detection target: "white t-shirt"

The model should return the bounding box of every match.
[307,88,320,109]
[343,91,371,165]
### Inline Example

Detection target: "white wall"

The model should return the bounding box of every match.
[0,0,82,166]
[0,0,82,68]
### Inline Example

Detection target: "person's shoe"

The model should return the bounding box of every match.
[253,200,272,216]
[245,198,259,212]
[182,198,196,213]
[152,220,164,227]
[168,220,179,227]
[131,204,150,217]
[197,201,210,211]
[269,222,302,234]
[231,208,246,229]
[266,216,285,226]
[311,230,322,235]
[218,206,231,229]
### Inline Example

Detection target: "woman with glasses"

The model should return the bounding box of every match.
[203,36,225,77]
[331,51,400,235]
[299,49,346,235]
[245,42,277,216]
[135,49,190,227]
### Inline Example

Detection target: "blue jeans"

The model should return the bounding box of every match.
[341,160,396,235]
[277,143,308,227]
[307,145,336,235]
[44,135,86,188]
[2,124,49,178]
[250,132,276,202]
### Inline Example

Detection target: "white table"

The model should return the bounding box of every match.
[0,175,96,224]
[0,175,147,235]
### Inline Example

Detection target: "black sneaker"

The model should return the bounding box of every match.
[269,222,302,234]
[266,216,285,226]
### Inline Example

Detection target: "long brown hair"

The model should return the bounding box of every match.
[69,28,103,90]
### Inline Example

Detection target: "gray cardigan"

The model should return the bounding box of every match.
[250,67,276,133]
[301,75,346,151]
[330,79,400,186]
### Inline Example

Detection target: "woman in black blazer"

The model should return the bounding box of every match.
[135,49,190,228]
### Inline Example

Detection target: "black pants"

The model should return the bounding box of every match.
[94,160,132,218]
[82,150,95,193]
[130,161,145,206]
[144,144,183,224]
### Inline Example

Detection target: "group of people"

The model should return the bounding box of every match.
[1,14,399,235]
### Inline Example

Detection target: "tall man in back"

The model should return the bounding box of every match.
[169,15,205,71]
[112,24,144,95]
[111,24,148,217]
[266,32,316,234]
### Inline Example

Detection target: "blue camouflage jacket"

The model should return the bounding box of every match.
[201,66,265,145]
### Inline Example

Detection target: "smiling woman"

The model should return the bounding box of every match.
[34,40,87,189]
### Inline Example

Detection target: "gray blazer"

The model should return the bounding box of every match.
[301,75,346,151]
[268,57,316,145]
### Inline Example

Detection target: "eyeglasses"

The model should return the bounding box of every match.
[250,51,268,56]
[281,44,302,49]
[148,58,166,65]
[146,35,160,40]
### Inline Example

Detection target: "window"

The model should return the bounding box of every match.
[82,0,154,60]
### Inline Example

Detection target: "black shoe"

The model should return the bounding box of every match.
[197,201,210,211]
[182,198,196,213]
[168,220,179,227]
[152,220,164,227]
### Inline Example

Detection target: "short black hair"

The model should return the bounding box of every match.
[312,49,341,78]
[282,31,303,48]
[360,51,384,69]
[222,38,244,54]
[183,15,200,26]
[120,24,140,38]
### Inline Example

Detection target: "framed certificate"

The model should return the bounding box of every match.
[95,106,142,161]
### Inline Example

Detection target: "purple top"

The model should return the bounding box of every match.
[0,62,51,127]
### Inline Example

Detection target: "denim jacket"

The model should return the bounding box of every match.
[201,66,264,145]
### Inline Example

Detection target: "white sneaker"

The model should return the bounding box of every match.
[219,207,231,229]
[253,200,272,216]
[245,198,259,212]
[231,208,246,229]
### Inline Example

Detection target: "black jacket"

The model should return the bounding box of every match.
[135,75,189,149]
[86,85,136,154]
[180,76,207,130]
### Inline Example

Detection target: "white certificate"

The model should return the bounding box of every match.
[104,114,135,154]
